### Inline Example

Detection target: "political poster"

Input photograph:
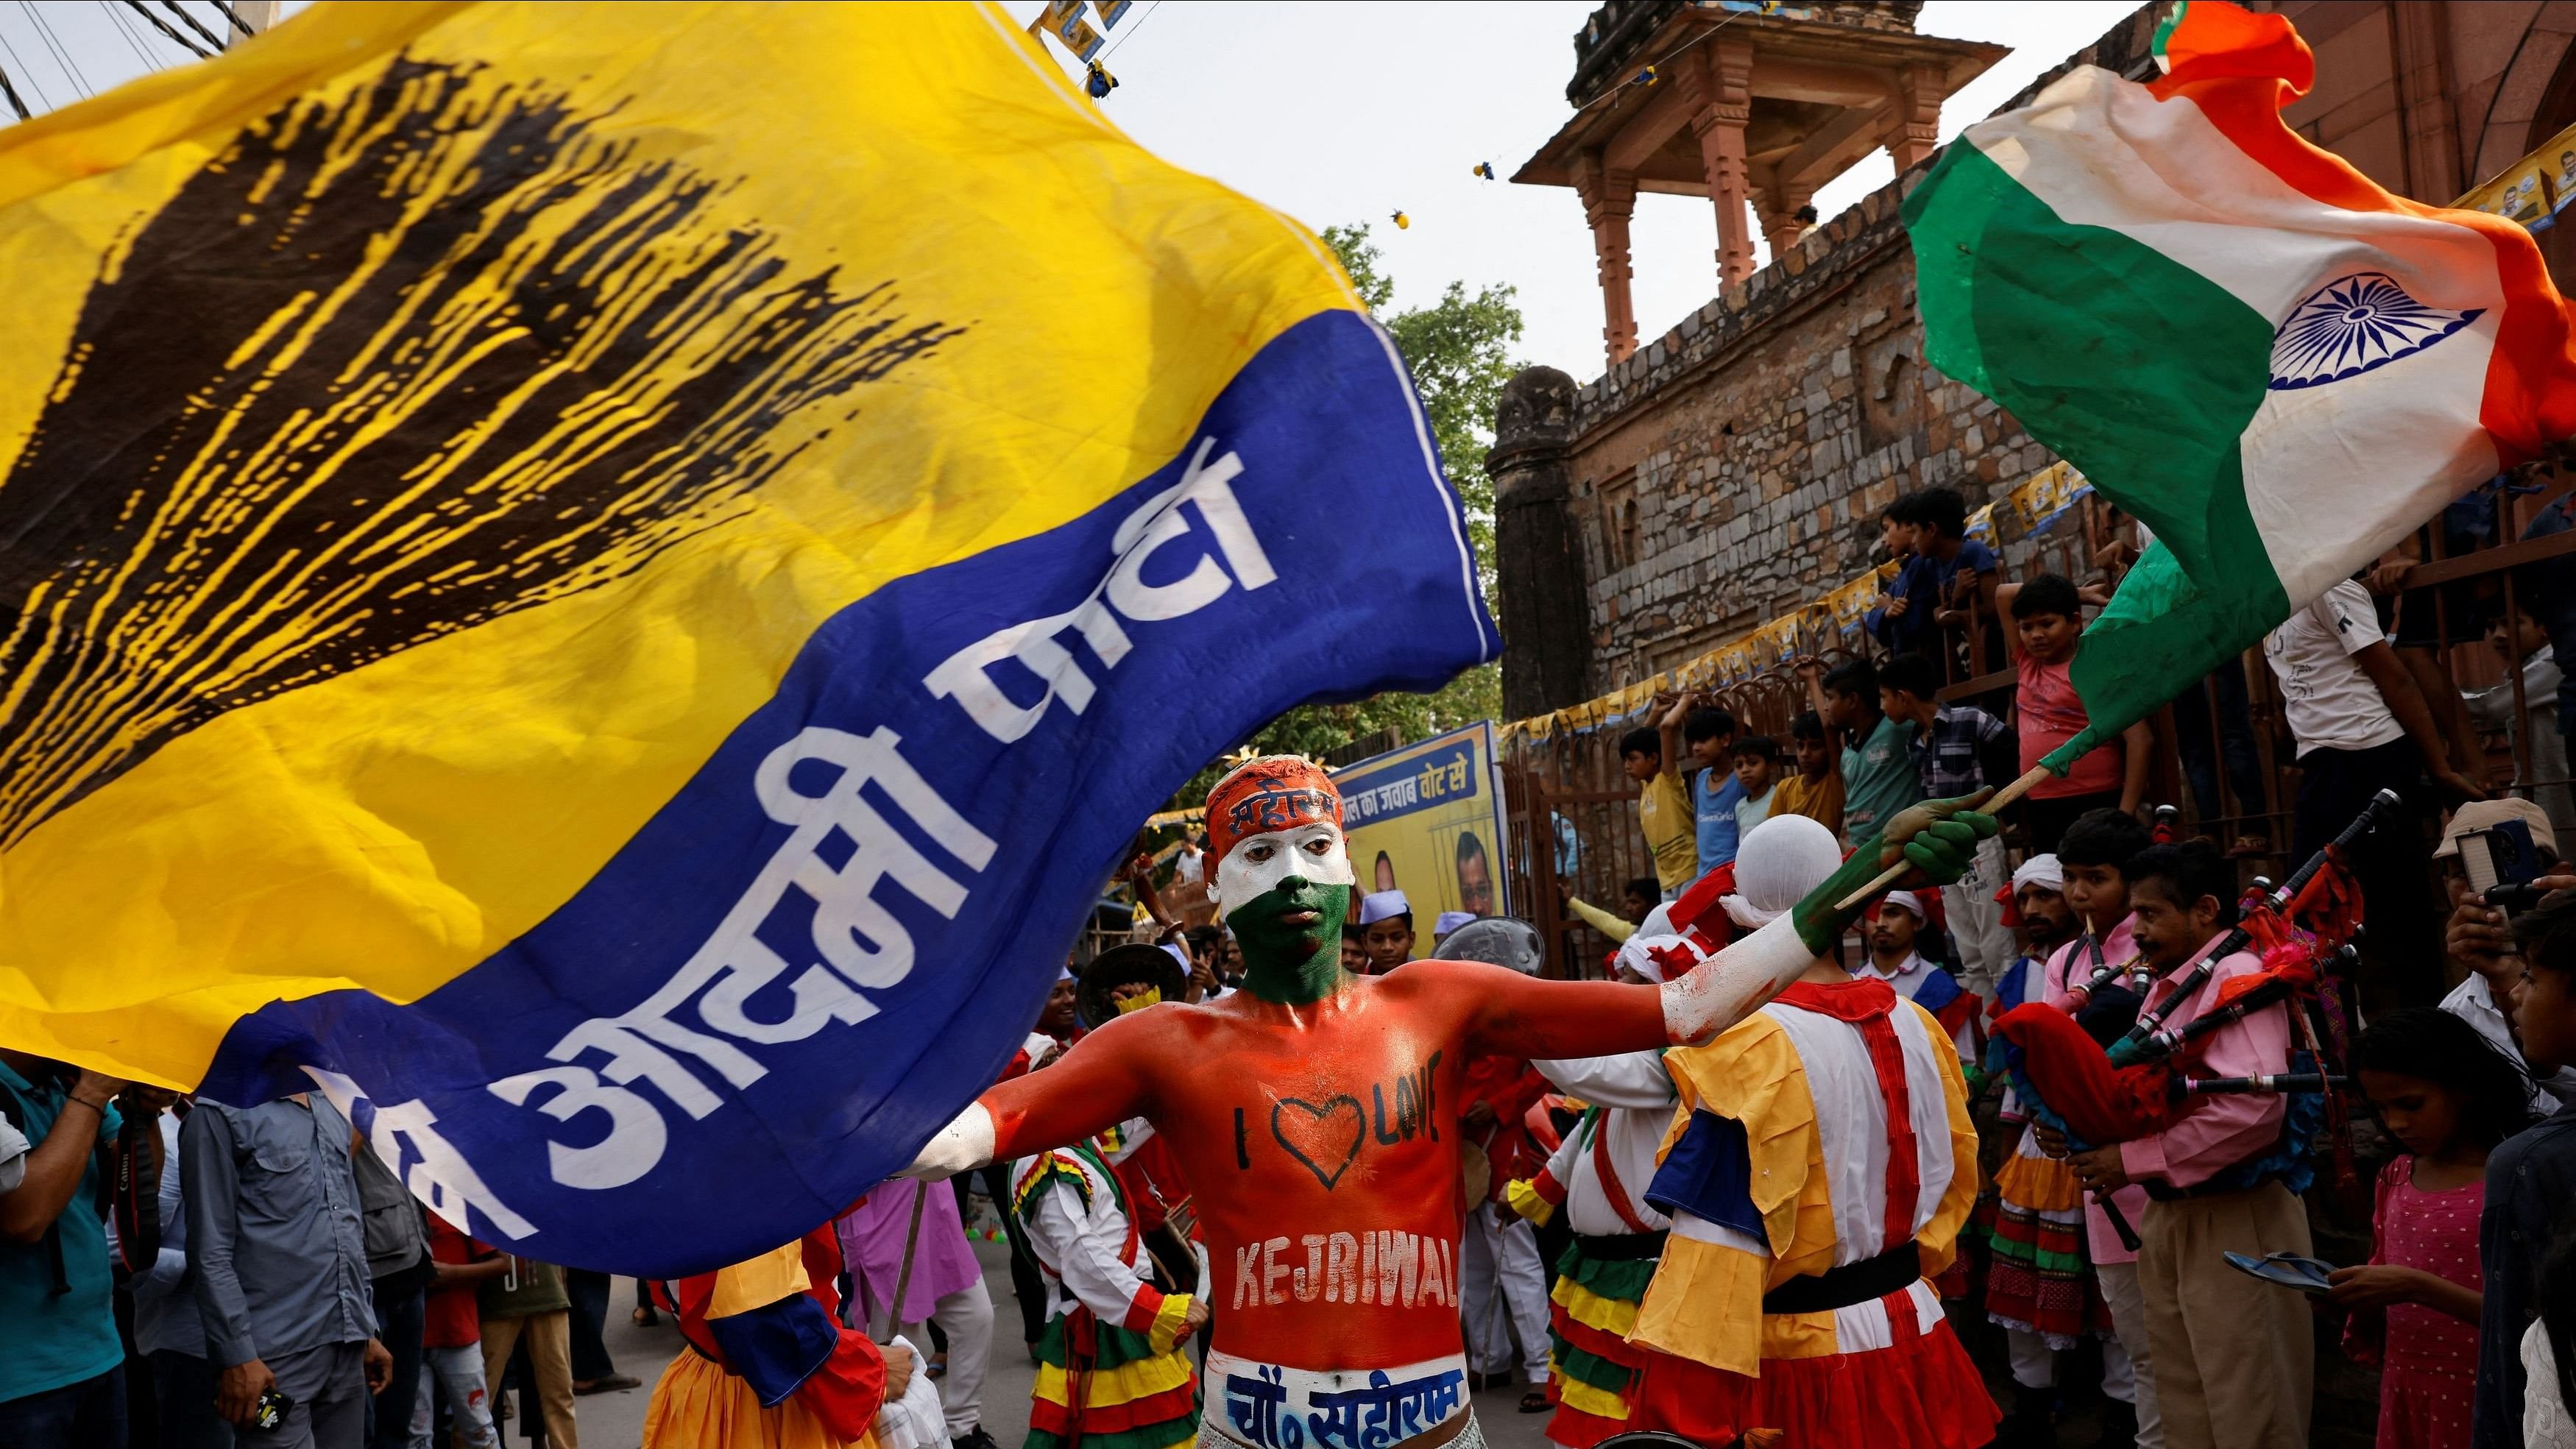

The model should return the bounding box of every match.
[1331,723,1509,960]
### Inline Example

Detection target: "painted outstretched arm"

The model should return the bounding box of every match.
[1657,791,2000,1046]
[905,1023,1152,1180]
[1465,793,1998,1060]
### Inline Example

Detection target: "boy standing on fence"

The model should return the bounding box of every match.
[2000,573,2151,855]
[1683,703,1744,876]
[1627,695,1699,900]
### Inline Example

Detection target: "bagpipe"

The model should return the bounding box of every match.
[1985,790,2399,1248]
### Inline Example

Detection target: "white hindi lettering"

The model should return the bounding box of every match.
[927,436,1275,745]
[517,726,995,1191]
[445,438,1267,1217]
[303,1069,538,1238]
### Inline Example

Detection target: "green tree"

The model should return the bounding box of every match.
[1165,226,1520,809]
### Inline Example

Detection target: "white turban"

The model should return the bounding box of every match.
[2012,854,2064,896]
[1722,813,1846,929]
[1878,889,1926,920]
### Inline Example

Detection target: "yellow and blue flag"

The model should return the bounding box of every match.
[0,2,1492,1275]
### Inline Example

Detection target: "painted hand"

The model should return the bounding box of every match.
[1786,789,1997,958]
[1876,789,2000,886]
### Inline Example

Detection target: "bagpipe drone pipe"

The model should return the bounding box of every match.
[1984,789,2399,1247]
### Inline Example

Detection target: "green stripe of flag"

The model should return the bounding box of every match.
[1903,135,2287,768]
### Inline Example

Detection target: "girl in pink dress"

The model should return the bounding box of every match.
[2332,1008,2542,1449]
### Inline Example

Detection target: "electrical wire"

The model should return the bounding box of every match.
[1094,0,1158,65]
[121,0,212,58]
[205,0,250,38]
[18,0,92,96]
[160,0,224,51]
[0,21,53,110]
[1566,6,1752,121]
[99,1,163,70]
[0,59,30,120]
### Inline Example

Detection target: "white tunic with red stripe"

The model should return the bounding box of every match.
[1627,976,1995,1449]
[1526,1051,1675,1236]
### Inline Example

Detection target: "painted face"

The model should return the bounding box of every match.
[1215,821,1356,971]
[1215,821,1355,914]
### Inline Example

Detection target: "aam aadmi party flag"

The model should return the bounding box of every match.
[0,3,1492,1275]
[1905,0,2576,768]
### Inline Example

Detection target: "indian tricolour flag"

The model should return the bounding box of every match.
[1904,0,2576,771]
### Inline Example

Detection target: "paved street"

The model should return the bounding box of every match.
[539,1237,1560,1449]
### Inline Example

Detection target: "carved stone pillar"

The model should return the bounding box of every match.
[1574,155,1641,366]
[1487,367,1592,718]
[1686,38,1758,288]
[1887,62,1944,171]
[1758,180,1815,261]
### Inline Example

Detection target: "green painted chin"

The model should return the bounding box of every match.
[1230,877,1351,1002]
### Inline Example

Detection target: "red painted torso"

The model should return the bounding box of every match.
[977,959,1669,1371]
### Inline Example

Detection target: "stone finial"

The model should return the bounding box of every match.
[1491,366,1577,464]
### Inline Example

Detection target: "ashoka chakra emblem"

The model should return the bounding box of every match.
[2268,272,2483,391]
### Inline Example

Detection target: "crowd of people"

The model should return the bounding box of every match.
[14,482,2576,1449]
[1522,483,2576,1448]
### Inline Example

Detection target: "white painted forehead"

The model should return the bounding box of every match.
[1220,821,1345,857]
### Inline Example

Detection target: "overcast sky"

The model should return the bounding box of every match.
[4,0,2137,382]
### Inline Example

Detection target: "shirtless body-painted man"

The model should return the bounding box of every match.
[909,756,1993,1449]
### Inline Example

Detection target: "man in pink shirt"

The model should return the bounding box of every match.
[2068,841,2310,1449]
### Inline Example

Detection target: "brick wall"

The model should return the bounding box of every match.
[1552,169,2050,695]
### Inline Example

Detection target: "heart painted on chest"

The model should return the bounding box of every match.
[1271,1094,1365,1190]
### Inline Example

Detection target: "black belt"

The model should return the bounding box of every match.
[1760,1243,1921,1315]
[1571,1230,1668,1262]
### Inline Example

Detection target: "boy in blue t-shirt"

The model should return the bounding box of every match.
[1677,703,1741,875]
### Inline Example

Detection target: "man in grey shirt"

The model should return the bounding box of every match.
[183,1091,392,1448]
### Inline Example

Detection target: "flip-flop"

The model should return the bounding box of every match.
[1518,1389,1549,1414]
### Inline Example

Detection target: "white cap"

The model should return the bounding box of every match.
[2013,854,2064,895]
[1723,814,1845,929]
[1357,889,1412,926]
[1432,910,1477,935]
[1878,890,1926,919]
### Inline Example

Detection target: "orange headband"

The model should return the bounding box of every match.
[1205,755,1342,863]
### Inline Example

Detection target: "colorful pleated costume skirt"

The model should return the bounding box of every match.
[1544,1232,1663,1448]
[1983,1136,2109,1347]
[643,1346,877,1449]
[1027,1310,1198,1449]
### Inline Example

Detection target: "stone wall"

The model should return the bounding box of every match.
[1517,166,2051,703]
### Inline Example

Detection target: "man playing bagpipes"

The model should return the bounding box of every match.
[1997,831,2377,1449]
[1984,813,2156,1449]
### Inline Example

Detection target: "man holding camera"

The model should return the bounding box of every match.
[2438,798,2576,1113]
[0,1049,130,1448]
